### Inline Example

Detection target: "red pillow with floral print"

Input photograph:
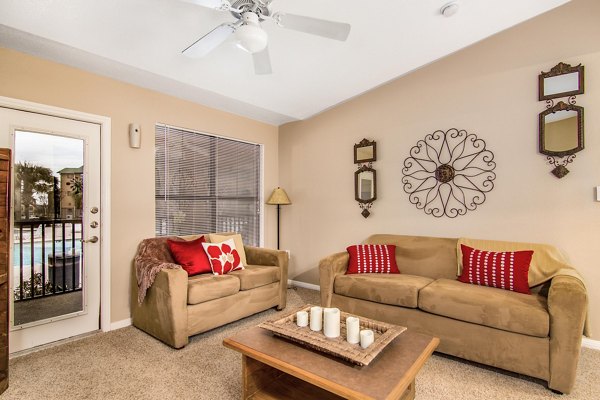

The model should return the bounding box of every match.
[201,238,244,275]
[167,236,211,276]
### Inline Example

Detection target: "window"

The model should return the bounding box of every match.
[155,124,262,246]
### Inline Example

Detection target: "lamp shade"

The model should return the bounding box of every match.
[267,187,291,205]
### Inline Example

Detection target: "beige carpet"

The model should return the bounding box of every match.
[3,287,599,399]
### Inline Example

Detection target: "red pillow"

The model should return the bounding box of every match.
[458,244,533,294]
[167,236,211,276]
[201,238,244,275]
[346,244,400,274]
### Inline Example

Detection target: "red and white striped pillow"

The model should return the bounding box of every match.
[346,244,400,274]
[457,244,533,294]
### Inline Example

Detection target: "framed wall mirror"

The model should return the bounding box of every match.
[354,138,377,164]
[539,101,584,178]
[539,62,584,101]
[355,166,377,204]
[539,101,584,156]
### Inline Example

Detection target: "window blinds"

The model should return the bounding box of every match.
[155,124,261,246]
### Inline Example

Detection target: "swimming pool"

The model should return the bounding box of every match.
[13,240,82,267]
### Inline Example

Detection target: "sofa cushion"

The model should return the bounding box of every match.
[458,244,533,294]
[346,244,400,274]
[202,239,244,275]
[187,274,240,305]
[167,236,212,276]
[334,274,434,308]
[209,233,248,266]
[230,265,280,291]
[418,279,549,338]
[362,234,458,280]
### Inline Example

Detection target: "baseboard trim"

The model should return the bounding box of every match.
[110,318,132,331]
[288,280,320,291]
[582,337,600,350]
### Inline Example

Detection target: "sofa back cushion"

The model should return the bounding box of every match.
[362,234,458,280]
[136,234,207,263]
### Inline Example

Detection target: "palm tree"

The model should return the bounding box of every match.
[66,175,83,214]
[14,162,54,220]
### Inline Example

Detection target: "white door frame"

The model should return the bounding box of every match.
[0,95,111,333]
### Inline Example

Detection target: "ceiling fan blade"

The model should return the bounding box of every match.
[253,47,272,75]
[182,23,235,58]
[276,13,351,41]
[180,0,229,10]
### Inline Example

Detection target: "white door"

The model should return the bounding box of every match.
[0,107,101,353]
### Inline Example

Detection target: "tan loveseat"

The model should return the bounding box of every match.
[132,234,288,348]
[319,234,589,394]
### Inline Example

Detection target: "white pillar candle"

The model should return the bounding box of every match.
[310,306,323,331]
[323,308,341,338]
[346,316,360,344]
[360,329,374,349]
[296,311,308,327]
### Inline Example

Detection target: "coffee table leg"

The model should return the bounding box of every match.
[242,355,285,399]
[399,379,416,400]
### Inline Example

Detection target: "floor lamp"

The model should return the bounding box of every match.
[266,187,291,250]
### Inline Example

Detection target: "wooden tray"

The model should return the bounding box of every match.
[259,304,406,366]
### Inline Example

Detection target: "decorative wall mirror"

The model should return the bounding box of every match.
[539,101,584,178]
[354,138,377,218]
[539,62,584,101]
[354,138,377,164]
[355,166,377,204]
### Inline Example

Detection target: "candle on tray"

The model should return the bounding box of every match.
[346,316,360,344]
[296,311,308,327]
[360,329,374,349]
[310,306,323,331]
[323,308,341,338]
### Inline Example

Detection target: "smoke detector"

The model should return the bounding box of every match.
[441,2,460,17]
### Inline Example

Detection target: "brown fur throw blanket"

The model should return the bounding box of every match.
[134,236,182,304]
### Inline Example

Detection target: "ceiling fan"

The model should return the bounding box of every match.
[181,0,351,75]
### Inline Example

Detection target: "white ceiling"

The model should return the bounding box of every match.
[0,0,569,126]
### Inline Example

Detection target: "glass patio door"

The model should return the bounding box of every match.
[0,107,101,353]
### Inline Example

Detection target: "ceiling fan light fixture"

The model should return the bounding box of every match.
[235,24,268,53]
[235,12,268,53]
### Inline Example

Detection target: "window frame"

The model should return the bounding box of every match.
[155,123,264,247]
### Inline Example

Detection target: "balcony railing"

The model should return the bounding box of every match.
[13,219,83,302]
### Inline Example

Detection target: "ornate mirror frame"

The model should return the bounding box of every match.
[353,138,377,218]
[539,62,584,101]
[539,101,584,178]
[354,138,377,164]
[354,165,377,204]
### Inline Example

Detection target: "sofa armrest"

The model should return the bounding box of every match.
[318,252,349,307]
[245,246,289,310]
[547,275,587,393]
[131,266,189,348]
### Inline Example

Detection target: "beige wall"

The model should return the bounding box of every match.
[0,47,279,323]
[279,0,600,338]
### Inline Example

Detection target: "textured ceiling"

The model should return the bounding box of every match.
[0,0,570,125]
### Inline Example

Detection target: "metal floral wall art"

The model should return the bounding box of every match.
[402,128,496,218]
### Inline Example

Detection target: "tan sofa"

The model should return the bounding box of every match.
[319,234,588,394]
[131,234,288,348]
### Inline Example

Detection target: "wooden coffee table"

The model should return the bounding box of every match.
[223,326,439,400]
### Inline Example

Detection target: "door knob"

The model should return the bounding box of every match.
[81,236,99,243]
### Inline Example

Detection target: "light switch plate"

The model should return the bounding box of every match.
[596,186,600,201]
